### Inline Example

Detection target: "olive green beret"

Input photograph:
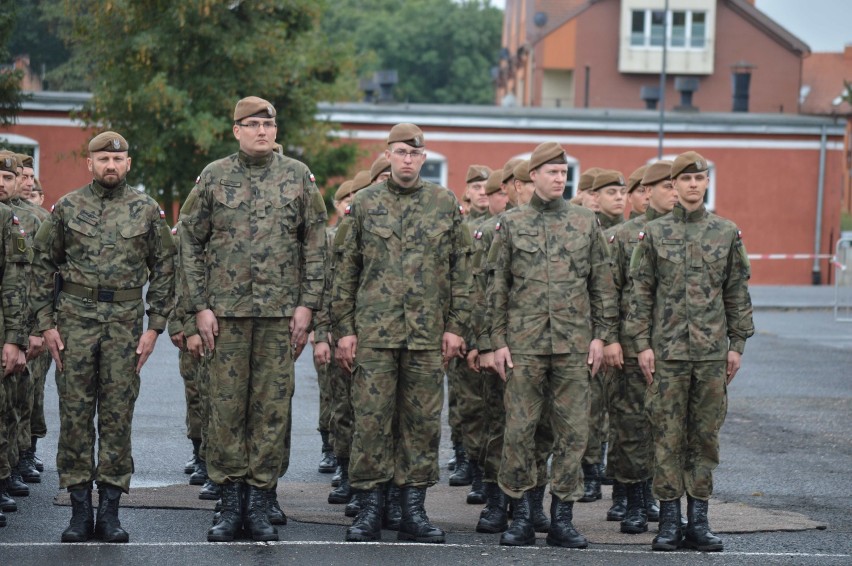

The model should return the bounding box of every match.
[88,131,129,154]
[513,160,531,183]
[501,158,523,184]
[335,180,355,201]
[671,151,708,178]
[351,169,372,192]
[642,160,674,186]
[484,170,504,195]
[591,169,625,192]
[577,167,604,192]
[529,142,567,172]
[369,156,391,183]
[627,165,647,193]
[387,123,424,148]
[0,153,17,174]
[466,164,491,184]
[17,153,33,169]
[234,96,276,122]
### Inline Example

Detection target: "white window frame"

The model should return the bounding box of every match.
[512,151,580,200]
[630,9,707,50]
[421,150,447,187]
[650,155,716,211]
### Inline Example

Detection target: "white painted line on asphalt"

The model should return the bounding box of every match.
[0,541,848,558]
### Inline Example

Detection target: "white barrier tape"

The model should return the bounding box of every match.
[747,254,835,260]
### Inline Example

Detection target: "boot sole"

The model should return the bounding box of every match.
[545,536,588,549]
[683,540,723,552]
[345,531,381,542]
[189,478,207,486]
[397,532,445,543]
[318,467,336,473]
[607,513,626,521]
[652,541,682,551]
[448,478,472,487]
[577,494,601,502]
[198,493,220,501]
[475,522,508,534]
[7,490,29,497]
[621,524,649,534]
[61,534,93,543]
[328,494,351,504]
[207,534,236,542]
[22,476,41,483]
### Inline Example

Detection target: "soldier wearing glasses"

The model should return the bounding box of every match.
[180,97,327,542]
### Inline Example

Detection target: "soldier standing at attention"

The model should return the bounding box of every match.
[489,142,617,548]
[31,131,175,543]
[180,97,327,542]
[333,123,471,543]
[627,151,754,552]
[625,165,649,219]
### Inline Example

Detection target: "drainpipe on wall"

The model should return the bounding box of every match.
[812,124,828,285]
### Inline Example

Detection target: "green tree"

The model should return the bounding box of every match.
[0,6,24,125]
[322,0,502,105]
[44,0,358,214]
[7,0,72,91]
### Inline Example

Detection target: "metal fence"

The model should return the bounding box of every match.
[834,237,852,322]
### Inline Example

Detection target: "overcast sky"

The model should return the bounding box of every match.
[486,0,851,52]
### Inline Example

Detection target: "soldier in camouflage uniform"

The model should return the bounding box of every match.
[625,165,650,220]
[332,123,471,544]
[627,151,754,552]
[0,154,31,528]
[576,168,603,211]
[488,142,618,548]
[180,97,327,542]
[31,132,175,543]
[602,161,677,533]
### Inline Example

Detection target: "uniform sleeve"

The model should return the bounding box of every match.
[487,223,511,351]
[475,228,496,352]
[723,233,755,354]
[179,179,213,314]
[446,202,472,338]
[144,204,176,333]
[588,224,619,343]
[313,226,343,344]
[31,207,65,333]
[626,233,657,353]
[2,211,30,346]
[330,205,362,339]
[298,171,328,311]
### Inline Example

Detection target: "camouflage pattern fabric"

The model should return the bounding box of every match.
[179,350,204,440]
[27,352,52,439]
[0,373,8,479]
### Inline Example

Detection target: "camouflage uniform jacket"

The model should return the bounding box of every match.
[31,180,175,332]
[607,206,666,357]
[8,197,41,334]
[167,188,201,338]
[180,150,327,318]
[19,198,49,223]
[626,203,754,360]
[0,202,30,346]
[488,193,618,355]
[597,210,623,231]
[332,177,471,349]
[313,221,347,344]
[466,211,494,350]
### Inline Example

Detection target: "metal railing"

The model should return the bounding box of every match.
[834,237,852,322]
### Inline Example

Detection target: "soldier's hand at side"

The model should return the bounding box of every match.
[196,309,218,351]
[494,347,514,382]
[170,331,185,350]
[441,332,465,365]
[2,343,24,377]
[588,338,605,376]
[479,351,495,374]
[27,335,45,361]
[135,329,159,373]
[187,334,203,360]
[42,328,65,372]
[337,334,357,373]
[603,342,623,370]
[726,350,742,385]
[314,341,331,366]
[15,348,26,374]
[290,306,312,353]
[638,348,655,385]
[466,349,480,372]
[308,331,316,347]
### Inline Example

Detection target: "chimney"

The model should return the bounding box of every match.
[374,70,398,104]
[640,85,660,110]
[359,78,377,103]
[674,77,699,112]
[731,60,755,112]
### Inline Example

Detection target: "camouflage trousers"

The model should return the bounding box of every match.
[582,365,608,466]
[449,358,487,457]
[313,350,334,435]
[55,312,142,492]
[14,366,35,455]
[446,370,462,446]
[0,372,10,478]
[327,342,355,459]
[605,358,653,483]
[499,353,588,502]
[349,347,443,491]
[646,360,728,501]
[206,317,293,491]
[28,351,52,440]
[179,347,204,441]
[3,371,26,468]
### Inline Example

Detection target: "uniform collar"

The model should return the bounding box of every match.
[672,202,707,223]
[530,192,566,213]
[645,206,667,221]
[387,177,422,196]
[596,211,622,229]
[468,207,488,220]
[238,150,273,168]
[629,210,643,219]
[91,179,127,199]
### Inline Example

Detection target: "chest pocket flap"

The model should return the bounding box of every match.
[67,217,97,237]
[365,221,393,239]
[512,230,540,253]
[120,219,150,239]
[656,243,684,263]
[212,179,246,208]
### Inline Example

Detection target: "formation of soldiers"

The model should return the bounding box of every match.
[0,97,754,552]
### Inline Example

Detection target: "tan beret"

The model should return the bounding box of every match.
[351,169,372,192]
[484,170,504,195]
[88,131,129,153]
[466,164,492,184]
[0,153,17,174]
[369,156,391,182]
[591,169,626,192]
[387,123,424,148]
[501,158,523,184]
[627,165,647,192]
[335,180,356,202]
[577,167,604,192]
[16,153,33,169]
[529,142,567,172]
[513,160,531,183]
[234,96,276,122]
[671,151,709,178]
[642,160,674,186]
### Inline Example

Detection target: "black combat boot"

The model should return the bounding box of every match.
[620,481,648,534]
[652,499,683,551]
[600,442,613,485]
[7,468,29,497]
[684,496,723,551]
[268,488,287,526]
[328,458,351,504]
[185,438,201,474]
[242,485,278,541]
[331,465,342,487]
[0,479,7,527]
[499,491,536,546]
[644,479,660,522]
[207,482,244,542]
[61,488,94,542]
[448,445,472,486]
[18,450,41,483]
[318,431,337,474]
[607,480,627,521]
[447,442,461,471]
[476,482,509,533]
[0,476,17,512]
[466,461,486,504]
[189,459,208,486]
[546,495,588,548]
[345,491,362,518]
[94,485,129,542]
[345,488,383,542]
[398,487,445,543]
[578,463,600,502]
[199,478,221,500]
[529,485,550,533]
[31,437,44,472]
[383,483,402,531]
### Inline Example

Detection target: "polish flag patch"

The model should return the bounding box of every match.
[638,231,645,241]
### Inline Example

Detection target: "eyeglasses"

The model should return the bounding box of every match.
[391,149,425,159]
[237,120,277,130]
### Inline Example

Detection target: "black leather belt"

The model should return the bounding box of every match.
[62,281,143,303]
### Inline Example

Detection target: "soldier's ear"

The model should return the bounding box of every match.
[86,158,93,174]
[126,157,132,172]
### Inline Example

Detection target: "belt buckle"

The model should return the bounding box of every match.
[97,289,115,302]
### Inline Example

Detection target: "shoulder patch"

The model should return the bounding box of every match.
[459,205,464,214]
[474,230,482,240]
[638,231,645,241]
[12,215,19,225]
[50,204,55,213]
[495,222,501,232]
[171,226,178,236]
[737,229,742,240]
[309,172,316,183]
[344,204,351,216]
[608,234,615,244]
[195,175,200,184]
[159,209,166,219]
